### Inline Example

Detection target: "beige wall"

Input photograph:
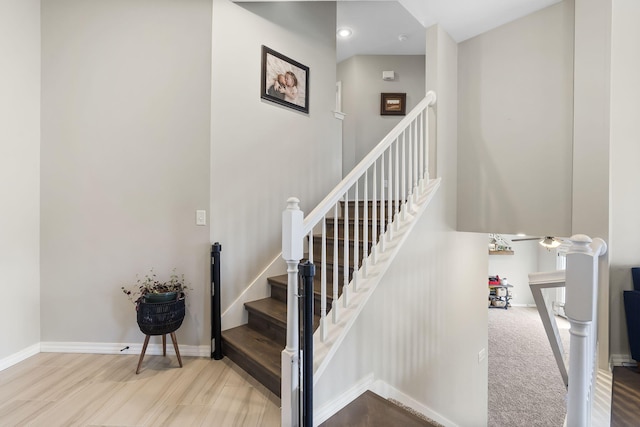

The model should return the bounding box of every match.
[0,0,41,362]
[315,25,489,426]
[338,55,426,176]
[457,1,574,238]
[210,0,341,313]
[40,0,213,346]
[573,0,612,368]
[609,0,640,362]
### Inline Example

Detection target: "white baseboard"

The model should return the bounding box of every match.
[0,343,40,372]
[40,341,210,357]
[610,353,634,367]
[370,380,458,427]
[314,373,374,425]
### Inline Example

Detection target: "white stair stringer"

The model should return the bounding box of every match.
[313,177,441,385]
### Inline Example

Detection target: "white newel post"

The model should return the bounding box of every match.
[564,234,607,427]
[282,197,304,427]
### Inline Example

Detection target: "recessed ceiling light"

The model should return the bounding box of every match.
[337,28,352,39]
[398,34,408,41]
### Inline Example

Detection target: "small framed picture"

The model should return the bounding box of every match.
[380,93,406,116]
[261,45,309,114]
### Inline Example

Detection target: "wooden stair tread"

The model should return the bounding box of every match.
[245,298,287,328]
[268,274,343,296]
[319,391,438,427]
[221,325,282,396]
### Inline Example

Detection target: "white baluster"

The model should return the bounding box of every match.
[411,121,420,201]
[320,216,327,342]
[418,113,425,192]
[353,183,359,292]
[372,162,378,264]
[407,128,414,212]
[402,131,407,221]
[332,204,339,323]
[394,139,400,230]
[363,170,368,278]
[343,193,349,308]
[387,148,393,241]
[423,109,429,184]
[380,153,386,252]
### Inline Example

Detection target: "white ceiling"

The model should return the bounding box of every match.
[337,0,562,62]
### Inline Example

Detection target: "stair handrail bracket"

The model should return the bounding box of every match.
[564,234,607,427]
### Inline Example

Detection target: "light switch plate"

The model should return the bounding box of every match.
[196,210,206,226]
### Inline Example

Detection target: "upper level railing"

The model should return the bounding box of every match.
[281,91,437,426]
[565,235,607,427]
[529,235,608,427]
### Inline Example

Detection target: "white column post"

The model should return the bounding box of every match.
[281,197,304,427]
[564,234,607,427]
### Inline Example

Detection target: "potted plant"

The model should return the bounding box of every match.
[121,268,190,306]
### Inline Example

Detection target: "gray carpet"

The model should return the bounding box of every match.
[488,307,570,426]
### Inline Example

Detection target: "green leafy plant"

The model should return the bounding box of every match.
[121,268,190,305]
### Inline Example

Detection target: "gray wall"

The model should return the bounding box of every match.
[573,0,611,367]
[609,0,640,362]
[338,55,426,176]
[315,26,489,427]
[210,0,341,312]
[0,0,41,361]
[457,1,574,238]
[40,0,213,346]
[36,0,341,349]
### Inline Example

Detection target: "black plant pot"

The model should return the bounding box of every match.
[137,298,185,336]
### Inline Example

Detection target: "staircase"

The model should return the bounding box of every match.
[221,201,382,397]
[220,92,438,424]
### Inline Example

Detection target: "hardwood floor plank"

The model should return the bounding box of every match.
[201,385,274,426]
[0,399,56,426]
[0,353,279,426]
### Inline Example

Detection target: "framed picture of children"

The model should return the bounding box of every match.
[261,45,309,114]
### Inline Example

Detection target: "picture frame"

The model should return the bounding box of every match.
[261,45,309,114]
[380,93,406,116]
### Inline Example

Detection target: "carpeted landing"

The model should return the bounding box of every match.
[488,306,570,426]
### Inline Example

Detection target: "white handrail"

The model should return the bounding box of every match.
[301,91,436,234]
[281,91,437,426]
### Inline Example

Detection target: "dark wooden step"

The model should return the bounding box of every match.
[221,325,282,397]
[245,297,321,347]
[312,235,373,268]
[340,200,404,221]
[325,218,387,242]
[245,298,287,346]
[320,390,439,427]
[268,274,344,315]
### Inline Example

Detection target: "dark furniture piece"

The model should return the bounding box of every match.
[136,298,185,374]
[624,268,640,367]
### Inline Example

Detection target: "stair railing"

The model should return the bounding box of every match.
[528,269,569,388]
[564,234,607,427]
[281,91,437,426]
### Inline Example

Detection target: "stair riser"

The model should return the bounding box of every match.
[247,311,286,347]
[340,200,403,220]
[325,221,386,242]
[270,282,335,317]
[222,340,281,397]
[312,238,372,268]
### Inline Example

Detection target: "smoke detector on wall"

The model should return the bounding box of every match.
[382,71,395,81]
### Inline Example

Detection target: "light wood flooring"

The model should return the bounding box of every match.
[0,352,280,426]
